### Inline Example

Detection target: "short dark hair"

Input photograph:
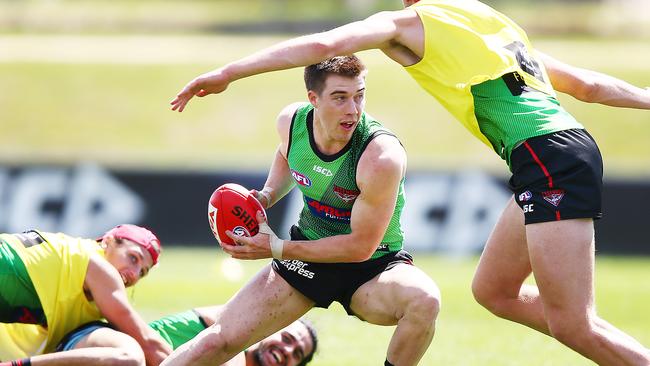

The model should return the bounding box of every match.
[304,55,366,95]
[298,318,318,366]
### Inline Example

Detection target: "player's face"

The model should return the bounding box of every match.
[252,321,314,366]
[309,74,366,146]
[103,237,154,287]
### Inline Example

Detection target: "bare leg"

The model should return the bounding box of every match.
[25,327,145,366]
[472,197,549,333]
[528,219,650,366]
[161,264,314,366]
[350,263,440,366]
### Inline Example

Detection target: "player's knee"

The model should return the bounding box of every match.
[200,327,249,356]
[471,278,498,311]
[471,278,512,318]
[406,290,441,326]
[546,312,596,348]
[109,345,145,366]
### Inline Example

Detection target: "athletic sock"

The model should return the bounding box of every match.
[0,359,32,366]
[384,360,395,366]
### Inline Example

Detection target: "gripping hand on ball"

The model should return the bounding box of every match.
[250,187,273,209]
[223,211,284,260]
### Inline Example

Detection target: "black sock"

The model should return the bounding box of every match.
[385,360,395,366]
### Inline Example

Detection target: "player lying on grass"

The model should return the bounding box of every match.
[0,225,171,366]
[169,1,650,364]
[1,305,317,366]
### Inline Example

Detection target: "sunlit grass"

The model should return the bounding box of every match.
[134,248,650,365]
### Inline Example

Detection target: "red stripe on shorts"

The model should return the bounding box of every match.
[523,141,553,188]
[524,141,562,221]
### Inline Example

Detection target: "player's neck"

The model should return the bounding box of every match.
[312,116,349,155]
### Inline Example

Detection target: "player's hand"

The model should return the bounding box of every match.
[170,68,230,112]
[250,189,271,209]
[223,211,275,260]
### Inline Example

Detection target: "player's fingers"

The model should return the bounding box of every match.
[225,230,245,245]
[170,93,192,112]
[256,210,267,224]
[176,100,187,113]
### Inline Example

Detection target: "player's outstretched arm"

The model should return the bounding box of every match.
[170,11,406,112]
[539,51,650,109]
[85,255,173,366]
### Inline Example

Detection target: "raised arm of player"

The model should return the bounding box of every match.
[224,133,406,263]
[539,51,650,109]
[84,255,173,366]
[170,10,422,112]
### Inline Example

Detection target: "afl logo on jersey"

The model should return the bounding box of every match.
[291,169,312,187]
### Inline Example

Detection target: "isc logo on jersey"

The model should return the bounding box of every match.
[313,165,333,177]
[291,169,312,187]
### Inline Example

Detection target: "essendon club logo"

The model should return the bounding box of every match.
[334,185,360,203]
[291,169,312,187]
[542,189,565,207]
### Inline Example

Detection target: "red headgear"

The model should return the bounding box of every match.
[98,224,161,265]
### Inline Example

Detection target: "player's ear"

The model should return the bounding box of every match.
[100,235,114,248]
[307,90,319,107]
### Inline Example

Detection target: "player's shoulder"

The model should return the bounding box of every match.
[277,102,310,133]
[277,102,309,123]
[361,134,406,173]
[368,8,418,22]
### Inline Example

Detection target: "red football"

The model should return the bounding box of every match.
[207,183,266,245]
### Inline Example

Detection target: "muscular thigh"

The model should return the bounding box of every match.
[349,263,439,325]
[212,264,314,347]
[526,219,595,312]
[473,196,531,294]
[73,327,139,350]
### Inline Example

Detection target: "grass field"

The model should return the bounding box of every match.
[1,35,650,176]
[133,248,650,365]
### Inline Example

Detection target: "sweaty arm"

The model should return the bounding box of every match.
[84,255,172,366]
[281,134,406,263]
[539,51,650,109]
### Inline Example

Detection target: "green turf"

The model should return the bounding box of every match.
[133,248,650,365]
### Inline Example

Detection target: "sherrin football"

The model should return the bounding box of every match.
[208,183,266,245]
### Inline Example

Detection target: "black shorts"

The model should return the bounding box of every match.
[272,226,413,315]
[508,128,603,225]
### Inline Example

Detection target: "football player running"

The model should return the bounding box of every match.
[163,55,440,366]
